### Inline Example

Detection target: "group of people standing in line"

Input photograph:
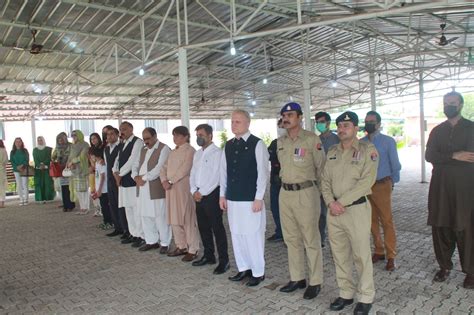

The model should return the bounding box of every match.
[0,90,471,314]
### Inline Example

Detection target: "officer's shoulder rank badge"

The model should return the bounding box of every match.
[370,151,378,161]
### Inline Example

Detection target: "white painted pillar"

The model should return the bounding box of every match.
[118,117,123,126]
[369,71,376,111]
[419,71,427,183]
[302,62,312,131]
[31,119,37,148]
[178,47,190,128]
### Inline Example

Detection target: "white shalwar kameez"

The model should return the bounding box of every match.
[132,141,171,246]
[220,132,269,277]
[115,135,144,239]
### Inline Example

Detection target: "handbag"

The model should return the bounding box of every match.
[62,167,72,177]
[49,162,62,177]
[17,165,35,177]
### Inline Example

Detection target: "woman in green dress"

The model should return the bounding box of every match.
[67,130,90,214]
[33,136,55,203]
[10,137,30,205]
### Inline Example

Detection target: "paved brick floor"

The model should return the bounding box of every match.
[0,148,473,314]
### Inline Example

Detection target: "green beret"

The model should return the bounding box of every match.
[336,111,359,126]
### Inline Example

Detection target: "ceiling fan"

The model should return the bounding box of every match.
[433,23,459,46]
[13,29,51,54]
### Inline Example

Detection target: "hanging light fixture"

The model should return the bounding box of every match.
[346,68,352,75]
[139,67,145,76]
[377,73,383,85]
[230,41,236,56]
[331,80,338,88]
[262,78,268,84]
[251,100,256,106]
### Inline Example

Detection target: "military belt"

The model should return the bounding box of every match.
[282,180,317,191]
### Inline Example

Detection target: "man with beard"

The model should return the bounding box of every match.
[425,91,474,289]
[190,124,229,274]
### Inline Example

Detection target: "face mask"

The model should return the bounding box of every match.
[196,137,206,147]
[443,105,459,119]
[277,128,286,137]
[316,122,328,133]
[364,123,377,134]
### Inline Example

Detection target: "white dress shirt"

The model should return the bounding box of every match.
[219,131,269,200]
[113,135,144,175]
[131,141,170,182]
[190,142,222,196]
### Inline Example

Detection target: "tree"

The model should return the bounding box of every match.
[462,93,474,120]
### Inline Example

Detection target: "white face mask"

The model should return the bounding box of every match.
[277,128,287,137]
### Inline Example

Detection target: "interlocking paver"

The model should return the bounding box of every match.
[0,147,473,314]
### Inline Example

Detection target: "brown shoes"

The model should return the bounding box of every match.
[167,248,188,257]
[182,252,198,262]
[433,269,450,282]
[372,254,385,263]
[463,274,474,289]
[385,258,396,271]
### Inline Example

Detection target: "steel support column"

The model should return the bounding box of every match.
[419,71,427,183]
[31,119,37,148]
[178,47,190,128]
[369,71,376,111]
[302,62,312,130]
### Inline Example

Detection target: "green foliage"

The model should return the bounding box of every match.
[462,93,474,120]
[396,140,406,150]
[219,129,228,149]
[259,133,273,147]
[386,124,403,137]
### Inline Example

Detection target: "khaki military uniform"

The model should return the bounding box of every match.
[321,139,378,303]
[277,128,325,285]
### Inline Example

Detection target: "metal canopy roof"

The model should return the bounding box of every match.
[0,0,473,121]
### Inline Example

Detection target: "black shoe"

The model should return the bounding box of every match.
[353,302,372,315]
[213,262,230,275]
[280,280,307,293]
[121,235,134,244]
[267,234,283,242]
[246,275,265,287]
[106,230,122,237]
[228,270,251,282]
[139,243,160,252]
[330,297,354,311]
[303,284,321,300]
[131,238,145,248]
[192,256,216,266]
[120,232,130,240]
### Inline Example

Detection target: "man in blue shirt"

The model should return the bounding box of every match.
[315,112,339,247]
[361,111,401,272]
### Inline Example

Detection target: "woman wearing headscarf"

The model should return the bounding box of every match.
[33,136,55,203]
[0,140,8,208]
[67,130,90,214]
[10,137,30,205]
[52,132,75,211]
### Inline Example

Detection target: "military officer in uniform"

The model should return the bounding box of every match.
[277,102,326,300]
[321,112,378,315]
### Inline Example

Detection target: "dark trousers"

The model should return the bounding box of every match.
[99,193,112,225]
[107,181,128,233]
[270,182,282,238]
[319,196,327,245]
[61,185,75,210]
[432,226,474,275]
[196,187,228,264]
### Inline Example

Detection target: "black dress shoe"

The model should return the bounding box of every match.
[246,275,265,287]
[120,232,130,240]
[213,262,230,274]
[192,256,216,266]
[267,234,283,242]
[228,270,251,281]
[106,230,122,237]
[280,280,307,292]
[121,235,134,244]
[353,302,372,315]
[330,297,354,311]
[303,284,321,300]
[131,238,146,248]
[139,243,160,251]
